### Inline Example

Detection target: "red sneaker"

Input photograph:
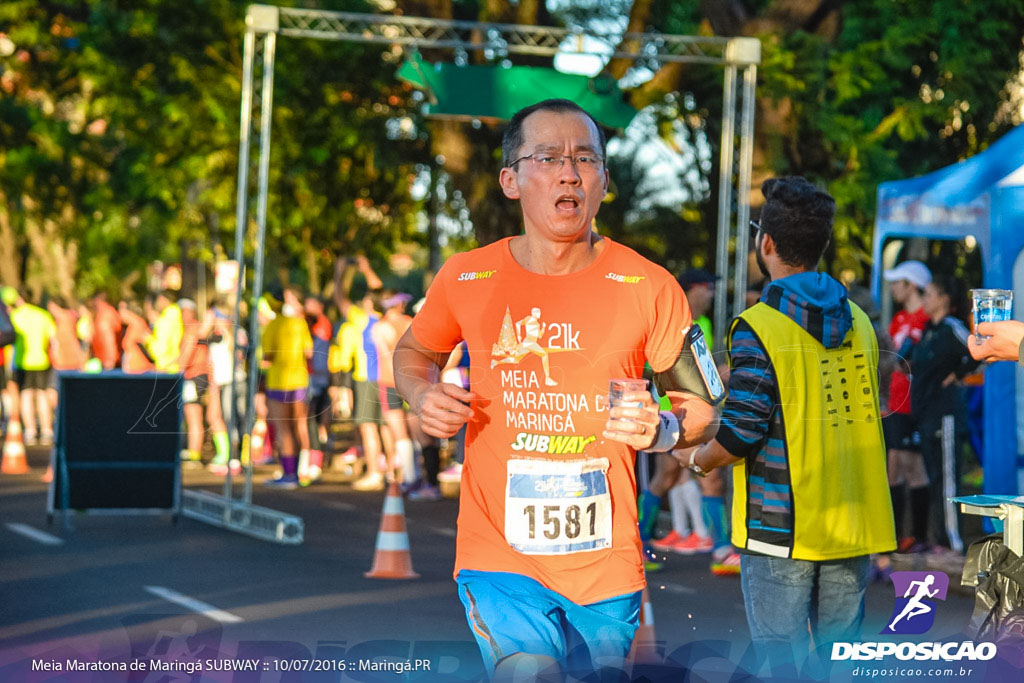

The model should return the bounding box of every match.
[674,533,714,555]
[650,530,685,552]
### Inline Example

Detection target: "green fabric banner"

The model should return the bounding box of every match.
[397,54,636,128]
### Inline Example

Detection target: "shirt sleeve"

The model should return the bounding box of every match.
[302,321,313,354]
[409,259,463,352]
[260,319,275,359]
[716,318,776,460]
[644,277,692,373]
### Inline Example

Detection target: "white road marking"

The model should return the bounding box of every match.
[327,501,357,511]
[143,586,243,623]
[5,523,63,546]
[430,527,456,537]
[658,582,696,595]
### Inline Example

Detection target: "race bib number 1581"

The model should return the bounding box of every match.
[504,457,612,555]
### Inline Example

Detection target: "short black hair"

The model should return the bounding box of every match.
[759,176,835,270]
[929,274,968,322]
[502,99,606,167]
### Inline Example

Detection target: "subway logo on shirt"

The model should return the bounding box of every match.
[457,270,497,281]
[605,273,646,284]
[510,432,596,455]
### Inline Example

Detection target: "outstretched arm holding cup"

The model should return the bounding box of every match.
[968,320,1024,364]
[604,324,724,453]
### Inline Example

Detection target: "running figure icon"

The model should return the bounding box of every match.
[491,306,558,386]
[888,574,939,631]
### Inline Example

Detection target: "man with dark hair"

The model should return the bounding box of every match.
[501,98,606,169]
[395,98,723,680]
[690,177,895,669]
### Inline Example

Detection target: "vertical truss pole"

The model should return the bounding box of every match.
[733,63,758,319]
[226,27,257,500]
[242,30,277,505]
[714,64,737,342]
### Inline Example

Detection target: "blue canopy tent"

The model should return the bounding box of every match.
[872,123,1024,496]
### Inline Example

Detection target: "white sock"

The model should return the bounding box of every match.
[682,479,708,538]
[668,483,691,537]
[395,439,416,483]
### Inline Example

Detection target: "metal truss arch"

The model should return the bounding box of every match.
[226,5,760,536]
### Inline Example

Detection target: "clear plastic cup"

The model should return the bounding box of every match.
[971,289,1013,342]
[608,378,649,408]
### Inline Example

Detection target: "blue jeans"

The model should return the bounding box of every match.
[740,554,870,669]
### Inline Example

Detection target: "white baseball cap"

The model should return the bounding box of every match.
[883,260,932,289]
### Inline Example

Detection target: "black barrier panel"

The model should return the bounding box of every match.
[49,372,183,513]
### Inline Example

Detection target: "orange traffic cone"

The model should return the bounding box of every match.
[365,480,419,579]
[1,421,28,475]
[627,587,658,665]
[41,465,53,483]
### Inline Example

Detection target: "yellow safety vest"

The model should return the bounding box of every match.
[729,300,896,560]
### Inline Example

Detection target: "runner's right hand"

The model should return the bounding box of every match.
[413,382,476,438]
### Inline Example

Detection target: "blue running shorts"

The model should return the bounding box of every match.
[456,569,640,677]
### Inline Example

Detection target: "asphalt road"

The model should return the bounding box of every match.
[0,443,1002,682]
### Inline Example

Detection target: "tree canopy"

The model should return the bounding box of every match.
[0,0,1021,301]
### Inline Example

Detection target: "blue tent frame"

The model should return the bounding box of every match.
[872,124,1024,496]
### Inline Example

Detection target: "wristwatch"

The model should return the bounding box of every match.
[688,449,708,478]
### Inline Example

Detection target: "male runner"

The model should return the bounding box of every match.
[394,99,723,680]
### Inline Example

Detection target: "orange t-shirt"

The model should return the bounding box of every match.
[50,307,84,371]
[372,312,412,387]
[410,237,691,605]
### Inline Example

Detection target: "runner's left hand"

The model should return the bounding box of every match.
[603,390,660,450]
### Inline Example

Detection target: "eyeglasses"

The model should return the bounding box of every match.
[506,153,605,173]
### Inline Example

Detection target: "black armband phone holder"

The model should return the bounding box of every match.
[653,324,726,405]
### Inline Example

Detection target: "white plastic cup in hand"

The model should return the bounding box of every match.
[971,289,1013,342]
[609,378,649,408]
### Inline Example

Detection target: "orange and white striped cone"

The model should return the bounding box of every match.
[627,587,658,665]
[1,421,28,475]
[365,480,419,579]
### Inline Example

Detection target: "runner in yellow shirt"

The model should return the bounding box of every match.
[261,286,313,489]
[10,291,57,445]
[147,291,184,373]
